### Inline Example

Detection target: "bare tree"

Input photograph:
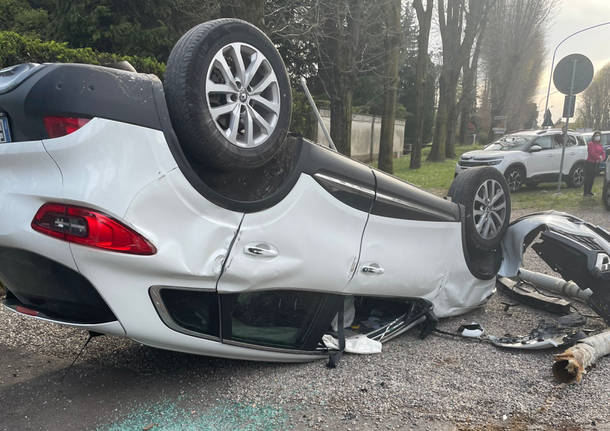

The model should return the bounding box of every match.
[481,0,553,138]
[377,0,401,173]
[312,0,361,156]
[578,62,610,130]
[458,9,487,146]
[428,0,486,161]
[410,0,433,169]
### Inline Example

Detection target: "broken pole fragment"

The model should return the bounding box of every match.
[553,330,610,384]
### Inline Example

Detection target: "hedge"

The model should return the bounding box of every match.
[0,31,165,77]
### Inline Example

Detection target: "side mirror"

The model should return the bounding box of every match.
[529,144,542,153]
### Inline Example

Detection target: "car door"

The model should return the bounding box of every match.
[216,144,375,350]
[562,134,582,175]
[344,169,462,300]
[526,135,556,177]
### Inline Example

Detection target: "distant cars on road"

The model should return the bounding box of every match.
[456,129,587,192]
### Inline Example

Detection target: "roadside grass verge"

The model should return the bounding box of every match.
[386,144,606,211]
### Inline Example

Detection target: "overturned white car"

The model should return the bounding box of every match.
[0,20,607,362]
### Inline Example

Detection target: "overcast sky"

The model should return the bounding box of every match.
[536,0,610,124]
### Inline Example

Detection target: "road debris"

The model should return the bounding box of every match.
[553,330,610,383]
[450,320,586,350]
[517,268,593,302]
[497,277,571,314]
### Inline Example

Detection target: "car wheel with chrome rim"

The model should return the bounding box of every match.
[504,165,523,193]
[567,162,585,188]
[449,167,511,251]
[164,19,292,171]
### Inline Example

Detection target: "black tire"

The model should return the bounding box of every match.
[603,179,610,211]
[449,167,511,251]
[566,162,585,188]
[504,165,524,193]
[164,19,291,171]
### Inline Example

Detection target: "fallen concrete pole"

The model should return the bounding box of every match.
[553,330,610,383]
[518,268,592,302]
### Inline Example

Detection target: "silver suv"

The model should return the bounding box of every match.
[455,129,587,192]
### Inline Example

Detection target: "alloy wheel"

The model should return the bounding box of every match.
[505,169,522,192]
[206,42,280,148]
[473,179,507,240]
[572,166,585,187]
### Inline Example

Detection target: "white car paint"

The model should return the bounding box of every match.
[345,215,495,317]
[218,174,367,294]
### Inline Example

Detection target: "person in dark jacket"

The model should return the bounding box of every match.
[584,131,606,196]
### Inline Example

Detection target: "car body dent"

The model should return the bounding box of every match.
[218,174,368,294]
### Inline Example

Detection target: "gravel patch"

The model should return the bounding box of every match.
[1,207,609,430]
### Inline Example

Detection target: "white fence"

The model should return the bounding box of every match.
[316,109,405,161]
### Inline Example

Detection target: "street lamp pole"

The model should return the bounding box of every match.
[544,21,610,116]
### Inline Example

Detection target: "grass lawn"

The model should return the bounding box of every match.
[386,144,605,211]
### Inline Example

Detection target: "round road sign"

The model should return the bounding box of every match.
[553,53,594,95]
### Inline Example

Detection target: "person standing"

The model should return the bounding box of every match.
[584,131,606,196]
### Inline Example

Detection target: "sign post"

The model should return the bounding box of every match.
[552,54,594,193]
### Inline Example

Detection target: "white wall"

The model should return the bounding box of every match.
[316,109,405,161]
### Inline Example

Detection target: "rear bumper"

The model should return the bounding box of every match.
[0,247,116,323]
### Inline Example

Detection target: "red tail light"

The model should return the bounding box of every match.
[32,203,156,255]
[43,116,90,138]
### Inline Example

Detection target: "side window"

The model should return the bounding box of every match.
[534,136,553,150]
[221,290,341,350]
[602,134,610,146]
[567,135,577,147]
[548,134,574,148]
[156,288,220,338]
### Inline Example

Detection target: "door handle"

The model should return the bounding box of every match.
[362,263,384,274]
[244,242,278,258]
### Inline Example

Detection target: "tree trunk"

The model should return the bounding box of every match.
[330,91,353,156]
[431,0,486,161]
[458,65,476,145]
[378,0,401,174]
[428,73,448,161]
[411,0,434,170]
[445,71,460,158]
[458,26,484,146]
[315,0,364,157]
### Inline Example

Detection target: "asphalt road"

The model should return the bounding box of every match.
[1,207,609,431]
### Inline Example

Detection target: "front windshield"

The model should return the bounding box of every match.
[485,135,533,151]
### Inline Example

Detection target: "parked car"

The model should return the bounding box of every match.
[581,131,610,173]
[455,129,587,192]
